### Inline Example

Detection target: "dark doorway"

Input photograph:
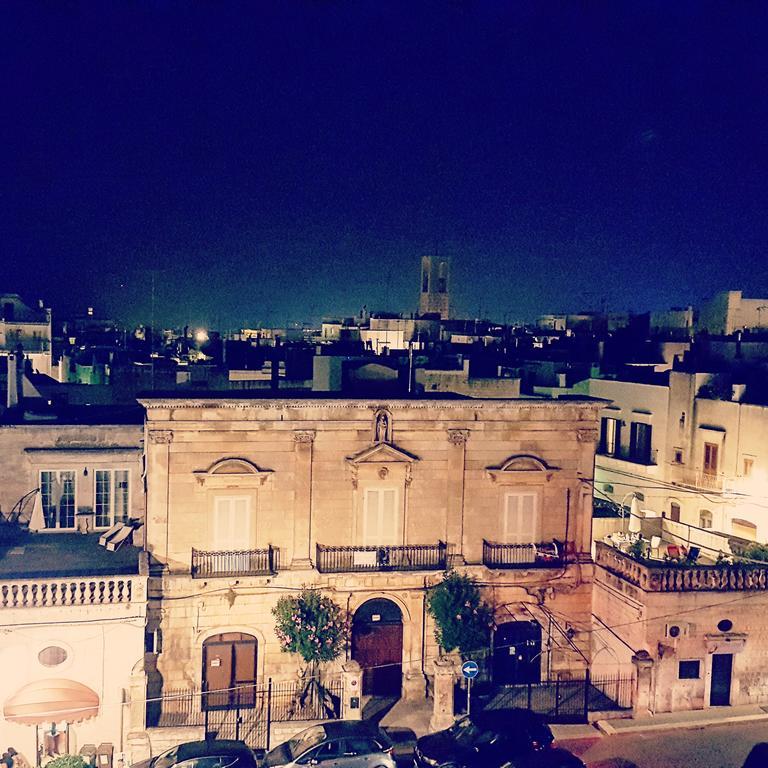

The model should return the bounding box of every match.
[710,653,733,706]
[493,620,542,684]
[203,632,258,710]
[351,598,403,696]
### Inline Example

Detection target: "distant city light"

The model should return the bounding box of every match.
[194,329,209,344]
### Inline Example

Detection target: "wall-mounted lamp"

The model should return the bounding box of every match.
[83,467,88,477]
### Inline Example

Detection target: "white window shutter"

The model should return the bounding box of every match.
[363,489,380,545]
[233,497,250,547]
[381,488,398,544]
[213,498,231,548]
[503,493,537,544]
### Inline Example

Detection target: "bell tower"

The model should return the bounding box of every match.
[418,256,450,319]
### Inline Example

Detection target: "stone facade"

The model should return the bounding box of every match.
[593,544,768,713]
[140,395,601,699]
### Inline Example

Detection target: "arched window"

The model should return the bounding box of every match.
[699,509,713,529]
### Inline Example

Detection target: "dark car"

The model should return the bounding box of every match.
[414,709,554,768]
[263,720,396,767]
[502,747,585,768]
[132,740,258,768]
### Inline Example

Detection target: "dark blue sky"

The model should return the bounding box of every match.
[3,1,767,329]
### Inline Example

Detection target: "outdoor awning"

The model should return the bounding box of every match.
[3,679,100,725]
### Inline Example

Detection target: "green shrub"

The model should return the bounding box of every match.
[426,571,494,657]
[46,757,88,768]
[742,543,768,563]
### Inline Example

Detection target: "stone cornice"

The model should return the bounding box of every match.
[139,397,604,411]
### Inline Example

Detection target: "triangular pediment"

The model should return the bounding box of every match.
[346,442,419,466]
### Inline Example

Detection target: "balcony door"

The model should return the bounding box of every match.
[213,496,251,549]
[362,488,398,546]
[502,492,538,544]
[703,443,719,476]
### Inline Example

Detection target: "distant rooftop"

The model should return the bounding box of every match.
[0,531,142,578]
[0,403,144,426]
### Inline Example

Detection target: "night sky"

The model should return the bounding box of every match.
[3,1,768,329]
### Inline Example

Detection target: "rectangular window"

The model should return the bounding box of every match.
[629,422,653,464]
[95,469,130,527]
[673,449,684,464]
[502,492,539,544]
[678,660,700,679]
[362,488,398,545]
[213,496,251,550]
[670,503,681,523]
[599,417,621,456]
[703,442,719,475]
[40,470,76,529]
[743,457,754,478]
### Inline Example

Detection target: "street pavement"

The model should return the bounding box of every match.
[557,720,768,768]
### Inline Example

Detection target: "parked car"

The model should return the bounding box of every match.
[132,740,259,768]
[502,747,585,768]
[263,720,396,767]
[414,709,554,768]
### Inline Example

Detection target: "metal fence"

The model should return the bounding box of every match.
[150,677,343,750]
[455,669,633,724]
[590,671,634,710]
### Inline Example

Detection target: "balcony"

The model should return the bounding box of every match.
[595,540,768,592]
[315,542,447,574]
[670,467,727,492]
[0,575,144,609]
[191,546,279,578]
[482,540,564,569]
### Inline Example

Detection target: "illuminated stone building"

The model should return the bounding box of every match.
[139,391,601,733]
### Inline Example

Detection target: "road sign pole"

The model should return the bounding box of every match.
[467,675,472,717]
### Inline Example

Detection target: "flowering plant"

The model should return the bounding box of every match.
[427,570,494,657]
[273,588,349,664]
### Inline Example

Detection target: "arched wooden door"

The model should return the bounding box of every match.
[493,620,542,684]
[202,632,258,709]
[351,598,403,697]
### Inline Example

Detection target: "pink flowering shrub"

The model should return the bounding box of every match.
[273,588,349,664]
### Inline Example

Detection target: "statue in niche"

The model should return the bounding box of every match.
[374,410,391,443]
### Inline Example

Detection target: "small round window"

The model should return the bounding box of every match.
[717,619,733,633]
[39,646,68,667]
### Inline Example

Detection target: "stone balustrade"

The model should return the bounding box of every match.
[595,541,768,592]
[0,574,146,608]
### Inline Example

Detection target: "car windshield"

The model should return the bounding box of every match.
[448,717,487,746]
[152,747,180,768]
[288,726,328,759]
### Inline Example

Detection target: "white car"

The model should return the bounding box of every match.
[262,721,397,768]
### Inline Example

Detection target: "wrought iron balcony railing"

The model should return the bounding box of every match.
[191,546,279,578]
[316,542,447,574]
[482,540,564,569]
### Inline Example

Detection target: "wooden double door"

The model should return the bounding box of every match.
[351,598,403,696]
[202,632,258,709]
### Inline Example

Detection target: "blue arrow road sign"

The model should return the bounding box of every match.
[461,660,479,679]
